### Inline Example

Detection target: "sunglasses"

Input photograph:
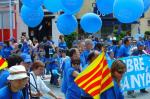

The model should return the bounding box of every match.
[117,69,125,74]
[72,63,80,65]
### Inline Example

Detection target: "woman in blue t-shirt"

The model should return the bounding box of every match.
[100,60,126,99]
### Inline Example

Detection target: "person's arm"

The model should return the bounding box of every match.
[31,92,43,97]
[72,71,79,77]
[38,77,61,99]
[48,91,61,99]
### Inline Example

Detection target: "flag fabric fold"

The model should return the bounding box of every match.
[0,57,8,70]
[74,52,114,99]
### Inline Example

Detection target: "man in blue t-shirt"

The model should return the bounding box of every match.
[61,48,80,98]
[0,65,28,99]
[80,39,93,67]
[118,37,131,58]
[0,55,24,89]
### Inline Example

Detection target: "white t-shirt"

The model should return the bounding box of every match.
[30,72,51,99]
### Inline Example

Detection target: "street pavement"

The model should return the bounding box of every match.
[43,76,150,99]
[124,89,150,99]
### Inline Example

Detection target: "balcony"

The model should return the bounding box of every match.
[0,0,17,6]
[93,3,144,22]
[0,0,17,12]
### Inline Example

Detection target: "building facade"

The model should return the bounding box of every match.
[0,0,150,42]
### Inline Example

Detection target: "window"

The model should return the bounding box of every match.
[0,12,15,29]
[148,20,150,26]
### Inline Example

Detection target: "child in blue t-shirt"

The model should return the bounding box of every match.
[50,58,60,87]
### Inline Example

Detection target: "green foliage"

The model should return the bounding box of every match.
[64,32,78,48]
[113,30,126,41]
[145,31,150,35]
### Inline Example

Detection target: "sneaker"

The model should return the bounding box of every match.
[140,89,149,93]
[127,92,136,98]
[56,85,60,88]
[127,94,136,98]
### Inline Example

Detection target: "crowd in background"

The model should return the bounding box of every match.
[0,33,150,99]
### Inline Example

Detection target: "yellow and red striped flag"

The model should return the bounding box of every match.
[74,52,114,99]
[0,57,8,70]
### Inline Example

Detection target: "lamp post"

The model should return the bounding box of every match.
[1,12,4,42]
[9,0,13,39]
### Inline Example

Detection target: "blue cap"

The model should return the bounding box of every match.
[123,37,129,42]
[21,53,32,63]
[137,42,144,47]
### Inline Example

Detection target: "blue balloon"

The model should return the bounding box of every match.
[143,0,150,12]
[43,0,62,13]
[61,0,83,15]
[56,14,78,35]
[80,13,102,33]
[96,0,115,15]
[114,0,144,23]
[21,0,43,9]
[20,5,44,27]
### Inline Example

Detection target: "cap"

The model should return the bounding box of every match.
[21,53,32,63]
[7,65,28,80]
[137,41,144,47]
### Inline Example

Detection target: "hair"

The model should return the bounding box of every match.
[87,51,99,63]
[4,41,10,47]
[33,39,38,43]
[31,61,45,70]
[59,35,64,40]
[123,37,129,44]
[94,42,104,51]
[85,39,93,46]
[69,48,78,57]
[6,55,23,68]
[111,60,126,78]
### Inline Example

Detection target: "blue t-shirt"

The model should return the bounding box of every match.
[145,40,150,50]
[61,58,71,95]
[117,44,131,58]
[80,50,91,67]
[39,56,46,63]
[0,48,4,58]
[114,46,121,58]
[66,67,81,99]
[21,42,30,54]
[101,80,124,99]
[58,42,67,49]
[0,86,23,99]
[3,46,13,58]
[0,70,10,89]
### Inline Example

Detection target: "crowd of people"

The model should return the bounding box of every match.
[0,33,150,99]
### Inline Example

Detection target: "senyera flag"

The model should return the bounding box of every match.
[0,57,8,70]
[74,52,114,99]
